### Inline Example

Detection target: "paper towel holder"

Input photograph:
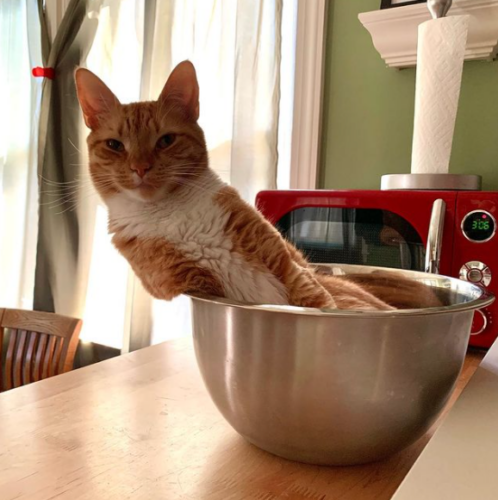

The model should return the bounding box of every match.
[381,173,482,191]
[381,0,479,192]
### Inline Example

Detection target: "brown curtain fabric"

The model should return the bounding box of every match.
[33,0,99,315]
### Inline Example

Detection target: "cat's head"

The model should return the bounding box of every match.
[75,61,207,202]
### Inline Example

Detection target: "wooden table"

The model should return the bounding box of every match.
[0,338,483,500]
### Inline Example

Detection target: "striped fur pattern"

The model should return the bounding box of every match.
[75,61,395,311]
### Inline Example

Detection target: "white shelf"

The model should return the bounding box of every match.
[359,0,498,68]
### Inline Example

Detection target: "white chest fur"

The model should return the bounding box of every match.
[106,175,288,305]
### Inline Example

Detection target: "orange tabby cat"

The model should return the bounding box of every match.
[75,61,393,311]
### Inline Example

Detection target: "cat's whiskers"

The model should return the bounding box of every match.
[38,174,87,186]
[41,186,86,196]
[40,186,100,208]
[165,161,208,169]
[41,178,116,210]
[40,180,94,194]
[67,137,83,157]
[40,186,95,202]
[41,193,91,204]
[167,178,222,197]
[53,186,114,215]
[39,176,103,195]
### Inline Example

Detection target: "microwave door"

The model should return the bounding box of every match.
[273,205,426,270]
[425,199,446,274]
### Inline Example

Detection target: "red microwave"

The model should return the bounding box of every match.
[256,190,498,349]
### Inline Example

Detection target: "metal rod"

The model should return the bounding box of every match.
[427,0,453,19]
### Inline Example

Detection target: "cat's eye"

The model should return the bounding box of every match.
[106,139,124,152]
[156,134,176,150]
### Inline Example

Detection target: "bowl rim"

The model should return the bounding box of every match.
[187,264,495,318]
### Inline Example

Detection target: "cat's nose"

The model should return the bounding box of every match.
[130,164,152,178]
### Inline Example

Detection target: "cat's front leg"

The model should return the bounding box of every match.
[112,234,224,301]
[138,265,224,301]
[214,186,336,309]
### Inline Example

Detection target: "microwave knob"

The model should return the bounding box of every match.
[459,261,492,287]
[471,309,488,336]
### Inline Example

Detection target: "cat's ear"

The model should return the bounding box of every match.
[74,68,120,129]
[159,61,199,121]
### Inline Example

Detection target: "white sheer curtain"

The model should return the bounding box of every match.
[0,0,40,310]
[47,0,290,350]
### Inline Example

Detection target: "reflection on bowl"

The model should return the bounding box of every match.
[190,264,494,466]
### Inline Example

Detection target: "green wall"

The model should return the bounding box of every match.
[320,0,498,191]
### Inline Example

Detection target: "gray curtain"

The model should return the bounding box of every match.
[33,0,99,315]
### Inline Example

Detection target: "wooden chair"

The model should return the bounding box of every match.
[0,308,82,392]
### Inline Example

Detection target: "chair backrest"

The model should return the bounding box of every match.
[0,308,82,392]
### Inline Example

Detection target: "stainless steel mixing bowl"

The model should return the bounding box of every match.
[190,264,494,466]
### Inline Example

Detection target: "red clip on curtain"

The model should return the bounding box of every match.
[32,67,55,79]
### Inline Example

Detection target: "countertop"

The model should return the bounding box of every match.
[393,337,498,500]
[0,338,483,500]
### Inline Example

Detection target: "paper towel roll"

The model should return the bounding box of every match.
[411,16,469,175]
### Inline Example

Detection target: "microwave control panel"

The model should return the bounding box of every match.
[459,261,492,287]
[455,193,498,349]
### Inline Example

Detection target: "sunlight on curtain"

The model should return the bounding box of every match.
[74,0,292,349]
[0,0,38,309]
[78,0,144,347]
[277,0,298,190]
[161,0,237,184]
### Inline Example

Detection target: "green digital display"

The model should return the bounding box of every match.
[472,220,490,231]
[463,211,495,242]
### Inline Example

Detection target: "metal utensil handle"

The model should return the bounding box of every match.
[425,199,446,274]
[428,0,453,19]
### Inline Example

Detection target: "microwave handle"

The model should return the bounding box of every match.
[425,199,446,274]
